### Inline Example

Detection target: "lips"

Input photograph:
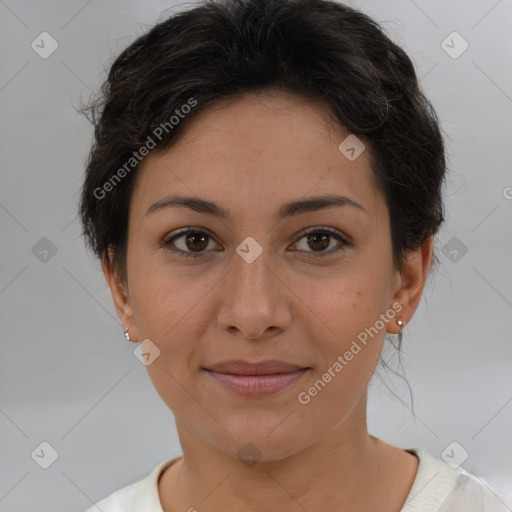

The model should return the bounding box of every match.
[202,359,310,396]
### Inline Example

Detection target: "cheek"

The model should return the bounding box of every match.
[128,263,219,387]
[295,284,388,419]
[128,254,213,336]
[300,271,387,339]
[299,272,390,382]
[130,272,201,410]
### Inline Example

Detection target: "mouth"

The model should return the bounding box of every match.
[202,359,310,397]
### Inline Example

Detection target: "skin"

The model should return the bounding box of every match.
[103,91,433,512]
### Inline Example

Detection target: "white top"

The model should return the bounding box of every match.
[85,448,509,511]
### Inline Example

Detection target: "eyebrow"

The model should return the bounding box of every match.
[145,193,367,218]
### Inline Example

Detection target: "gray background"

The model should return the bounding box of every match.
[1,0,511,510]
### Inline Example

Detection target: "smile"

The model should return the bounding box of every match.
[202,368,310,397]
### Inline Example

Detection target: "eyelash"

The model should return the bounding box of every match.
[161,227,351,259]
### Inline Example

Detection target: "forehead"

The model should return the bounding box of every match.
[132,91,384,218]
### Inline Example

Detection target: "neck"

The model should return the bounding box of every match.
[158,395,417,512]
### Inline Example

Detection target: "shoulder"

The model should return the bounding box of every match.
[83,456,181,512]
[439,468,511,511]
[402,448,510,512]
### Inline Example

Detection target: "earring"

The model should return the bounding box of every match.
[124,327,130,341]
[396,319,405,330]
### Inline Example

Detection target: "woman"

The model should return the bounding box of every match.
[80,0,507,510]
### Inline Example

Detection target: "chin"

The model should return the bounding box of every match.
[214,415,313,462]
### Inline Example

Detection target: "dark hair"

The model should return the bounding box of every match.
[80,0,446,350]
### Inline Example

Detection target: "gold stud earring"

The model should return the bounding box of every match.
[396,319,405,330]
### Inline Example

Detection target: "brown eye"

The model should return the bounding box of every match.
[183,231,209,251]
[306,233,330,252]
[162,226,350,259]
[163,229,219,257]
[293,228,350,256]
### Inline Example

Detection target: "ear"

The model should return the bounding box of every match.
[387,235,434,334]
[101,250,139,342]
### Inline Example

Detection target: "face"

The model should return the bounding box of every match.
[105,91,431,461]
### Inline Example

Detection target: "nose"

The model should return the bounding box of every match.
[217,245,292,341]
